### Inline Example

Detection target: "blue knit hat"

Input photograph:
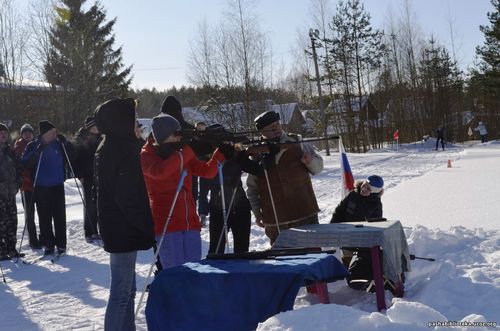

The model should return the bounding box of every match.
[366,175,384,193]
[151,114,181,143]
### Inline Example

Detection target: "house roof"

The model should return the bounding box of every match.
[0,79,59,91]
[270,103,299,125]
[182,102,303,128]
[327,96,369,113]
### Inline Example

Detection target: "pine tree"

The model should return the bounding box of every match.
[418,37,463,139]
[325,0,384,151]
[475,0,500,95]
[44,0,131,130]
[470,0,499,139]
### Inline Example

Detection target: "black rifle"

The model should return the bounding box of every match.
[179,126,264,145]
[410,255,435,262]
[206,247,335,260]
[240,135,340,147]
[238,135,340,155]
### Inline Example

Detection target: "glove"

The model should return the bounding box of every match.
[218,142,235,159]
[56,134,67,144]
[267,142,280,156]
[261,152,275,170]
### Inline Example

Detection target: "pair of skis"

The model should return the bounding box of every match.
[21,251,66,265]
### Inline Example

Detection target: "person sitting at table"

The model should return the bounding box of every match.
[330,175,384,267]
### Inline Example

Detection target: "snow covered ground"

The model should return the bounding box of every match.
[1,138,499,331]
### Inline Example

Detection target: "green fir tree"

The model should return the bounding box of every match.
[45,0,132,130]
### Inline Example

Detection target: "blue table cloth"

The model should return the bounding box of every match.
[145,253,349,331]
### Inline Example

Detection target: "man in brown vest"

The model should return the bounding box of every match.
[246,111,323,244]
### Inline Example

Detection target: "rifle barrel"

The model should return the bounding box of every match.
[241,135,340,146]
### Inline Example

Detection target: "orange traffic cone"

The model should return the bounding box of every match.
[447,159,452,168]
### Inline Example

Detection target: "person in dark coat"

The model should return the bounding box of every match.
[0,123,23,259]
[330,175,384,266]
[21,120,74,256]
[72,116,102,243]
[434,125,445,151]
[246,111,323,245]
[330,176,384,223]
[94,97,155,331]
[14,123,40,249]
[206,151,261,254]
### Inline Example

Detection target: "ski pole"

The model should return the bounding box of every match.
[410,254,435,262]
[0,262,6,283]
[135,169,188,320]
[215,186,237,254]
[263,167,280,234]
[215,162,230,254]
[16,150,43,263]
[17,191,28,258]
[60,141,99,237]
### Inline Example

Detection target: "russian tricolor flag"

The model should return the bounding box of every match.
[339,138,354,199]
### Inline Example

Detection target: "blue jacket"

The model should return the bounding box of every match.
[21,138,73,187]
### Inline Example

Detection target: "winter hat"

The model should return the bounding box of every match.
[151,114,181,143]
[20,123,34,134]
[0,123,8,132]
[84,116,96,129]
[39,120,55,136]
[366,175,384,194]
[161,96,182,116]
[255,111,280,130]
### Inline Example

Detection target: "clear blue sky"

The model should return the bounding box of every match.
[97,0,493,90]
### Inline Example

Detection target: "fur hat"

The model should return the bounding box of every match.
[254,111,280,130]
[20,123,34,134]
[151,114,181,143]
[84,116,96,129]
[39,120,55,136]
[366,175,384,194]
[0,123,8,132]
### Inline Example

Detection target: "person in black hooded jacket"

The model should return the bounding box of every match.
[94,97,155,331]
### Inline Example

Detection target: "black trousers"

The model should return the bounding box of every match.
[436,137,444,150]
[82,180,99,237]
[34,185,66,250]
[208,207,251,254]
[21,190,39,246]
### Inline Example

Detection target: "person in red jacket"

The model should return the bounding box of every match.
[13,123,41,249]
[141,114,226,269]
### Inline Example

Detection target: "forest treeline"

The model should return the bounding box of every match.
[0,0,498,152]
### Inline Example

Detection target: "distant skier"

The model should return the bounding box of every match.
[434,125,445,151]
[474,121,488,143]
